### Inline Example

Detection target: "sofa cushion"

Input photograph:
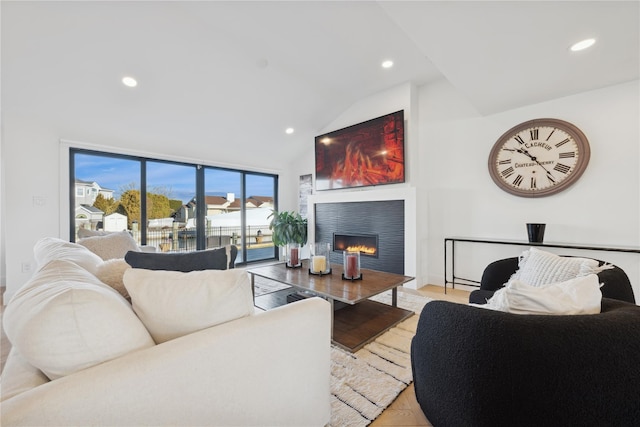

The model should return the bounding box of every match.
[95,258,132,299]
[33,237,103,275]
[78,230,140,260]
[123,268,254,343]
[3,260,155,380]
[0,348,50,401]
[77,228,111,238]
[472,274,602,315]
[511,247,602,287]
[124,245,233,271]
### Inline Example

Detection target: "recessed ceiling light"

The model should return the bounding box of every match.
[285,128,294,134]
[381,60,394,69]
[570,38,596,52]
[122,76,138,87]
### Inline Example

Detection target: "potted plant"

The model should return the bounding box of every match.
[269,210,308,268]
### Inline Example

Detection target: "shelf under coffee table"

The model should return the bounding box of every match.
[247,259,415,352]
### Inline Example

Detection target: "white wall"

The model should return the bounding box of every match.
[421,79,640,298]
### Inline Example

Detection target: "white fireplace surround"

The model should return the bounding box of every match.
[307,186,418,289]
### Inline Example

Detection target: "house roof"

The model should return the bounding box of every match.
[204,196,230,206]
[248,196,274,206]
[77,204,103,214]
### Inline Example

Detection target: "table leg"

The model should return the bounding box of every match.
[250,273,255,301]
[329,298,334,340]
[444,239,448,294]
[392,287,397,307]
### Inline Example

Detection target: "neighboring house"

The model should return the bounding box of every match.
[75,204,104,230]
[227,198,256,211]
[173,203,192,224]
[178,196,231,221]
[74,179,114,207]
[203,196,231,215]
[248,196,274,210]
[228,196,274,211]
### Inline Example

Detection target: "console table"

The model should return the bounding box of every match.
[444,237,640,294]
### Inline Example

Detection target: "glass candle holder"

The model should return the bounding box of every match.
[310,242,331,275]
[343,250,361,280]
[285,242,301,268]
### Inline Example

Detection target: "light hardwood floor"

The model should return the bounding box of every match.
[0,284,470,426]
[370,285,470,427]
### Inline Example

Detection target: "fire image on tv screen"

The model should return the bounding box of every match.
[315,110,405,191]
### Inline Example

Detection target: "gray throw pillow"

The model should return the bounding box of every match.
[124,246,237,271]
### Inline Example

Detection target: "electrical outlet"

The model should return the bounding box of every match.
[21,262,32,273]
[33,196,47,207]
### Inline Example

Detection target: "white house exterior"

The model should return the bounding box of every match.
[75,179,114,207]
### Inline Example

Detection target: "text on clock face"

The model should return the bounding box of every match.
[496,126,579,189]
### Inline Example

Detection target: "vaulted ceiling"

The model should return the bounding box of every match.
[3,1,638,167]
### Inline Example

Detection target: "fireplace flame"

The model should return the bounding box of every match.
[346,245,377,255]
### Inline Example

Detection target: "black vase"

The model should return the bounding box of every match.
[527,223,546,243]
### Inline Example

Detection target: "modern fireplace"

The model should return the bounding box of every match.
[333,233,378,257]
[315,200,404,275]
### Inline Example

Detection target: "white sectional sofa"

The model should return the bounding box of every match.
[1,237,331,426]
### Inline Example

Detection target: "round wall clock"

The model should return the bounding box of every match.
[488,118,590,197]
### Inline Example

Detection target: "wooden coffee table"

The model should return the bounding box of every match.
[247,259,414,352]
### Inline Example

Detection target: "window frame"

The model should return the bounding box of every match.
[69,147,279,266]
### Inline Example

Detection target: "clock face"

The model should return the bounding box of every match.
[488,118,590,197]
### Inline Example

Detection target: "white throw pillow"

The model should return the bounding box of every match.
[33,237,103,275]
[473,274,602,315]
[4,260,155,380]
[123,268,254,343]
[511,247,603,287]
[78,230,140,260]
[95,258,132,299]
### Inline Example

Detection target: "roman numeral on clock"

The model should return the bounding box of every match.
[498,159,511,165]
[530,129,539,140]
[555,138,570,148]
[514,135,526,145]
[513,174,523,187]
[554,163,571,174]
[531,177,537,189]
[501,167,515,178]
[559,152,575,159]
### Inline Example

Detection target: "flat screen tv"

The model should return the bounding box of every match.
[315,110,405,191]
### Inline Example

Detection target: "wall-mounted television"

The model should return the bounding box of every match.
[314,110,405,191]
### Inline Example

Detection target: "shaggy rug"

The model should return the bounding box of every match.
[253,277,432,427]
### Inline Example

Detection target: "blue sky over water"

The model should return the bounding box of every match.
[75,153,273,204]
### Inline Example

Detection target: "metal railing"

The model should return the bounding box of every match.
[136,224,273,253]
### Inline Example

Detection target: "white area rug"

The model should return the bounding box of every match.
[253,278,431,427]
[330,291,431,427]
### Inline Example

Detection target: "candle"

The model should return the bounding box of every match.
[290,248,299,266]
[346,254,358,278]
[312,255,326,273]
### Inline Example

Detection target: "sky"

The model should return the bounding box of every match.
[74,153,274,204]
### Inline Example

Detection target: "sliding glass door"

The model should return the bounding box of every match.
[70,148,278,265]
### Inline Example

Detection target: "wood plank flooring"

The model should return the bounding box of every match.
[370,285,470,427]
[0,284,470,426]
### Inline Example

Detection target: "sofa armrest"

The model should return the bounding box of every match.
[1,297,332,427]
